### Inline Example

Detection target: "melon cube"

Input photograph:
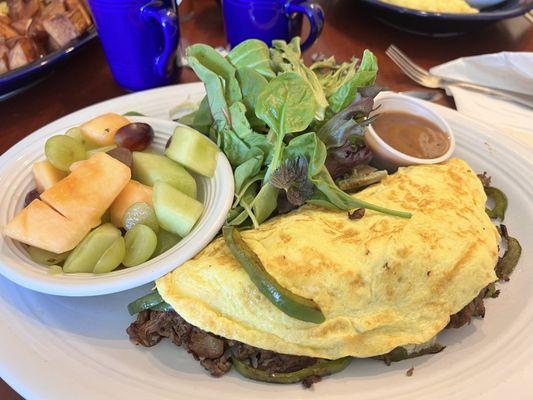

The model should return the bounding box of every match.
[32,160,67,193]
[110,180,153,227]
[132,151,197,198]
[165,126,219,177]
[153,181,204,237]
[80,113,130,146]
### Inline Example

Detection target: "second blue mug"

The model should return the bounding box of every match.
[87,0,179,91]
[222,0,325,50]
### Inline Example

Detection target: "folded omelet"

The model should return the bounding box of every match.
[157,158,499,359]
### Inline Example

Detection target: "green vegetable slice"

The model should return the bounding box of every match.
[149,302,173,312]
[495,225,522,281]
[484,186,507,220]
[127,291,165,315]
[223,226,325,324]
[232,357,351,384]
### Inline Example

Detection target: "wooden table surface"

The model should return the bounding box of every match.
[0,0,531,398]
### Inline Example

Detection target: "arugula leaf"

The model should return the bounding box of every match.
[270,38,328,120]
[227,39,276,79]
[327,50,378,114]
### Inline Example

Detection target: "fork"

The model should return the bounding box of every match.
[386,45,533,109]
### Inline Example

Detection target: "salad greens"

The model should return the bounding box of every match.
[184,37,411,227]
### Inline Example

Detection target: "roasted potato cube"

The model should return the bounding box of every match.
[65,0,91,26]
[0,45,9,73]
[8,37,38,69]
[41,0,66,18]
[7,0,40,20]
[0,20,17,39]
[11,17,31,35]
[42,6,87,48]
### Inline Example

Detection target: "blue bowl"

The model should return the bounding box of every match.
[359,0,533,36]
[0,28,97,101]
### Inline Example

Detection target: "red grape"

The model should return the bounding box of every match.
[114,123,154,151]
[24,189,40,206]
[107,147,133,170]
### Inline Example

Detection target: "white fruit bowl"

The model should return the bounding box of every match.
[0,116,234,296]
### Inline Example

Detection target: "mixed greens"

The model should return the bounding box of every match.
[180,37,411,227]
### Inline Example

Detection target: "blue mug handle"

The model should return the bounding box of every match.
[284,1,325,51]
[140,1,179,78]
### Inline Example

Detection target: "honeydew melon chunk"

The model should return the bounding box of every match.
[132,151,197,199]
[153,182,204,237]
[165,126,219,178]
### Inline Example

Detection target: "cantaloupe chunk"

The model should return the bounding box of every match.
[32,160,67,193]
[80,113,130,146]
[109,180,153,227]
[4,199,91,254]
[41,152,131,228]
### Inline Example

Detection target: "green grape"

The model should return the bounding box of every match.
[45,135,87,172]
[93,236,126,274]
[63,223,122,273]
[64,127,98,150]
[123,202,159,233]
[123,224,157,267]
[153,229,181,257]
[27,246,70,266]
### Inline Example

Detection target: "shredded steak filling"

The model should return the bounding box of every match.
[127,285,493,384]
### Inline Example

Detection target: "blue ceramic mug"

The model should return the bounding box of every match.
[222,0,324,50]
[87,0,179,91]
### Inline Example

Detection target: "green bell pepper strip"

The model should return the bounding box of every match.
[127,291,165,315]
[223,226,326,324]
[485,187,507,220]
[495,225,522,281]
[232,357,352,384]
[149,302,173,312]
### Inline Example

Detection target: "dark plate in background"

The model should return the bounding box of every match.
[0,28,97,101]
[359,0,533,36]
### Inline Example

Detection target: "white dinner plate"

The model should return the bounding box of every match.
[0,83,531,400]
[0,116,234,296]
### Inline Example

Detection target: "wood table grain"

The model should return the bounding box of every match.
[0,0,531,398]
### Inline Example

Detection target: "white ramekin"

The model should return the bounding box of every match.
[364,92,455,170]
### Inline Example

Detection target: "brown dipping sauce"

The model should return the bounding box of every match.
[372,111,450,159]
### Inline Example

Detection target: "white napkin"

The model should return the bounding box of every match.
[430,52,533,149]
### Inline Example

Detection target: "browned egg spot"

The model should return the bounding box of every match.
[372,111,450,159]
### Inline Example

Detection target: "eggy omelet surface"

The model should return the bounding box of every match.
[157,158,499,359]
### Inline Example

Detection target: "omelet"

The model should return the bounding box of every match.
[157,158,499,359]
[380,0,478,13]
